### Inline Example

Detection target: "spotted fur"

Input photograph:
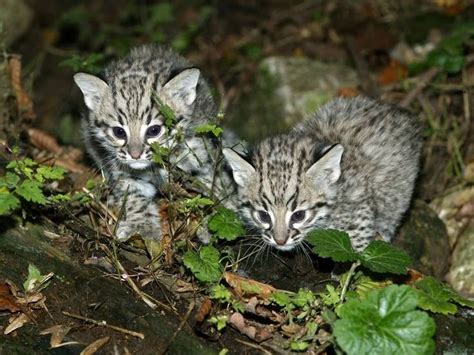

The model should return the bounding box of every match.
[75,44,234,241]
[224,97,422,251]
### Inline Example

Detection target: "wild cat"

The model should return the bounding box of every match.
[74,44,234,241]
[224,96,422,251]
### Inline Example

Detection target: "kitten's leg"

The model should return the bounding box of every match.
[337,203,376,251]
[110,178,161,241]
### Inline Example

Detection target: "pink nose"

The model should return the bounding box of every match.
[130,151,142,159]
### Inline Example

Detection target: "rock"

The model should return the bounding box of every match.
[0,0,33,47]
[393,200,450,279]
[434,312,474,354]
[431,187,474,297]
[0,224,218,354]
[227,56,358,142]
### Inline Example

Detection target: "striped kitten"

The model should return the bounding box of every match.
[75,45,232,241]
[224,97,422,251]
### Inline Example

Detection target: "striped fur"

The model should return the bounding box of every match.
[224,97,422,251]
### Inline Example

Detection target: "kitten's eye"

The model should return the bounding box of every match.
[112,127,127,139]
[290,210,306,223]
[146,125,162,138]
[257,210,271,224]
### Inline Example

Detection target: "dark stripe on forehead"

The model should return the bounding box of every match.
[117,108,127,125]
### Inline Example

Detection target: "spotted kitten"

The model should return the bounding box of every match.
[75,44,231,241]
[224,97,422,251]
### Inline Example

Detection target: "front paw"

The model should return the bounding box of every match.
[115,220,161,241]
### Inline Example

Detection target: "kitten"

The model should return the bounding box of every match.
[75,44,232,241]
[224,96,422,251]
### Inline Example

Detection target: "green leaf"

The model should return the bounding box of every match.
[194,123,224,137]
[15,180,47,204]
[0,172,20,188]
[23,264,53,292]
[150,143,170,165]
[154,95,176,128]
[178,194,214,212]
[414,276,458,314]
[183,245,222,283]
[0,190,20,215]
[270,291,292,307]
[359,241,411,274]
[210,284,232,302]
[292,289,315,308]
[36,166,66,181]
[320,284,340,306]
[208,207,245,241]
[209,314,228,331]
[334,285,436,355]
[307,229,358,262]
[289,340,309,352]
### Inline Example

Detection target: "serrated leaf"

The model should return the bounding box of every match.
[289,340,309,351]
[292,289,315,307]
[183,246,222,283]
[270,291,292,307]
[307,229,358,262]
[334,285,436,355]
[15,180,47,204]
[0,190,20,215]
[414,276,458,314]
[37,166,66,180]
[194,123,224,137]
[359,241,411,274]
[210,284,232,302]
[208,207,245,241]
[0,172,20,188]
[320,284,340,306]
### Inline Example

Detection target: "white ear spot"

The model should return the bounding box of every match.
[306,144,344,185]
[74,73,109,111]
[222,148,255,188]
[161,68,200,107]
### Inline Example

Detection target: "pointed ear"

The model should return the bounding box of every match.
[306,144,343,186]
[161,68,200,109]
[74,73,109,111]
[223,148,256,188]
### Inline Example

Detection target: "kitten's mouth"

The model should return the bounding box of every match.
[126,160,151,170]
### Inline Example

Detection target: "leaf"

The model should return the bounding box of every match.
[194,123,224,137]
[307,229,358,262]
[23,264,41,292]
[183,246,222,283]
[359,241,411,274]
[36,166,66,181]
[208,207,245,241]
[270,291,292,307]
[292,289,315,308]
[414,276,459,314]
[178,194,214,212]
[289,340,309,351]
[210,284,232,302]
[15,180,47,204]
[0,172,20,188]
[320,284,340,306]
[150,143,170,165]
[0,190,20,215]
[334,285,436,355]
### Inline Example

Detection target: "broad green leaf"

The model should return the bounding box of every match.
[208,207,245,241]
[414,276,458,314]
[359,241,411,274]
[307,229,358,262]
[194,123,224,137]
[270,291,292,307]
[36,166,66,181]
[183,245,222,283]
[0,190,20,215]
[334,285,436,355]
[15,180,47,204]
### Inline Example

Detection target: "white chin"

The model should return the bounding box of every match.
[273,243,297,252]
[128,161,151,169]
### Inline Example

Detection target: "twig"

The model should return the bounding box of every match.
[61,311,145,339]
[339,261,360,303]
[399,68,439,108]
[161,301,195,355]
[235,339,272,355]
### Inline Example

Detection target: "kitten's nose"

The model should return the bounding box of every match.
[130,150,142,159]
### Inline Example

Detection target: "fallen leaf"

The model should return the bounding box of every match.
[228,312,273,343]
[4,313,29,334]
[195,298,213,322]
[27,128,63,154]
[377,60,408,85]
[0,283,21,312]
[224,272,276,299]
[40,324,75,348]
[8,55,35,120]
[80,337,110,355]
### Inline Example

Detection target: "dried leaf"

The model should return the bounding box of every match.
[4,313,29,334]
[228,312,273,343]
[224,272,277,299]
[0,283,21,312]
[8,55,35,120]
[40,324,75,348]
[337,87,360,98]
[80,337,110,355]
[195,298,213,322]
[377,60,408,85]
[27,128,63,154]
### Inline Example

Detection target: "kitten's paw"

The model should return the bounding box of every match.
[115,221,161,242]
[116,222,134,241]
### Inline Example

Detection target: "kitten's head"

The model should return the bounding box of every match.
[74,68,200,170]
[223,135,343,251]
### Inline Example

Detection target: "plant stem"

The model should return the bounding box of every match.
[339,261,360,303]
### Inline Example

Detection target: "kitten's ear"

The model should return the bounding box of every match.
[306,144,343,186]
[161,68,200,109]
[74,73,109,111]
[223,148,256,188]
